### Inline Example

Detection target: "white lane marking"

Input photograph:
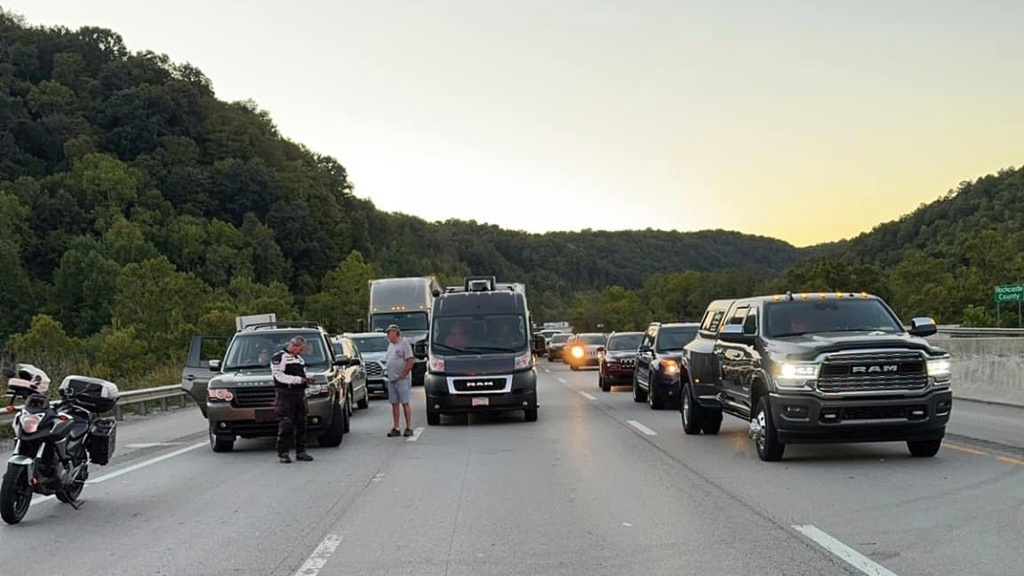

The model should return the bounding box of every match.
[30,441,206,504]
[792,525,900,576]
[556,377,566,383]
[579,391,597,400]
[406,427,424,442]
[124,442,183,448]
[627,420,657,436]
[293,533,344,576]
[89,442,207,484]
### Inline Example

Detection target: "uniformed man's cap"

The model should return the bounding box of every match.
[386,324,401,334]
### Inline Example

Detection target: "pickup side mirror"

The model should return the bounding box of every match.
[413,341,427,360]
[718,324,756,345]
[908,317,937,337]
[209,359,222,371]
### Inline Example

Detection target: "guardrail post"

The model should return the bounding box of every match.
[160,397,168,411]
[138,401,148,416]
[114,405,123,421]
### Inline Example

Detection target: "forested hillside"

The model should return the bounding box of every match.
[0,11,804,385]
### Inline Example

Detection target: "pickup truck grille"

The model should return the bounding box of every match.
[817,351,928,393]
[232,387,276,408]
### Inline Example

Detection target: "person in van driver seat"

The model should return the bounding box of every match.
[443,320,471,348]
[271,336,315,463]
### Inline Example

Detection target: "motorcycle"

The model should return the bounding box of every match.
[1,364,119,524]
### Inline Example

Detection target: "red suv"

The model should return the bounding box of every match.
[599,331,644,391]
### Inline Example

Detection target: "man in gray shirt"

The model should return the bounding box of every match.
[384,324,415,437]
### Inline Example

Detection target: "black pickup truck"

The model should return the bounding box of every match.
[680,292,953,461]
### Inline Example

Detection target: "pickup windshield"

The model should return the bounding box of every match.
[764,298,903,338]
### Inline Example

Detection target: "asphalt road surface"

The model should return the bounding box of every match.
[0,363,1020,576]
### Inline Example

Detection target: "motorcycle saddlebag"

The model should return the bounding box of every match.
[88,417,117,466]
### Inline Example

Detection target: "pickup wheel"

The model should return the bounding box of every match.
[752,396,785,461]
[907,439,942,457]
[681,388,703,435]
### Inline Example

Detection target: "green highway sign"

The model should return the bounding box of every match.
[994,284,1024,302]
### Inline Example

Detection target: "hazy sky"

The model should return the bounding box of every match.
[7,1,1023,246]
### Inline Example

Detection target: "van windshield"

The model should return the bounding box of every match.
[432,315,527,354]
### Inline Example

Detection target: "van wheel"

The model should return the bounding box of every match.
[524,408,538,422]
[426,409,440,426]
[209,424,234,452]
[319,401,346,447]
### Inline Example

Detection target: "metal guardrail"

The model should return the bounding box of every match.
[0,385,191,426]
[935,327,1024,338]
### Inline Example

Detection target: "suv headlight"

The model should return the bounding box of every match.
[207,388,234,402]
[775,362,819,388]
[305,384,330,397]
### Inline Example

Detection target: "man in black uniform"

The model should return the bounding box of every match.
[271,336,314,463]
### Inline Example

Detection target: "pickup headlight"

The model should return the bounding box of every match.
[776,362,819,387]
[927,358,951,384]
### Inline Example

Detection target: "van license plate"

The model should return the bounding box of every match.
[472,397,489,406]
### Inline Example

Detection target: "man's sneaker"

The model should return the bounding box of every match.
[403,428,414,437]
[387,428,401,437]
[278,454,292,464]
[295,452,314,462]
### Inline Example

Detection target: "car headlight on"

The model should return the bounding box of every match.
[207,388,235,402]
[660,360,678,375]
[571,346,584,358]
[927,358,951,384]
[775,362,819,387]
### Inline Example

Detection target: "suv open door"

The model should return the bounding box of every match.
[181,335,229,417]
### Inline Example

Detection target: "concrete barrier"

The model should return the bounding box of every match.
[929,336,1024,408]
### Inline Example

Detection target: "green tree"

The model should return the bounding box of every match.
[303,250,377,333]
[51,236,121,337]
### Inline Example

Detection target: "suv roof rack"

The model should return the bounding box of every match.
[241,321,322,331]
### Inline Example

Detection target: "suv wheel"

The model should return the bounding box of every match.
[209,424,234,453]
[357,387,369,410]
[598,374,610,392]
[319,400,346,447]
[632,372,647,403]
[343,393,352,433]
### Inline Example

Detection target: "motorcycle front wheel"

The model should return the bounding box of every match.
[0,464,33,524]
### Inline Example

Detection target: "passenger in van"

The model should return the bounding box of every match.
[444,321,471,347]
[489,319,520,347]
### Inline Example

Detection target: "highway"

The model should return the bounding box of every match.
[0,362,1020,576]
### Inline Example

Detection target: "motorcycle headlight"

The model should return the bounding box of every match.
[20,413,41,434]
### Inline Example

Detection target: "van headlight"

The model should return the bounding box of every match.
[514,351,532,370]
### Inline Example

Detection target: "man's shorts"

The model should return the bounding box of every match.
[386,378,412,405]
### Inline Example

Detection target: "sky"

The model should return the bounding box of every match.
[5,1,1023,247]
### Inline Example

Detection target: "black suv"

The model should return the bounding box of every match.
[632,322,699,409]
[681,292,953,461]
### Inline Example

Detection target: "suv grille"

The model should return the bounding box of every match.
[365,362,384,378]
[817,351,927,393]
[232,387,276,408]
